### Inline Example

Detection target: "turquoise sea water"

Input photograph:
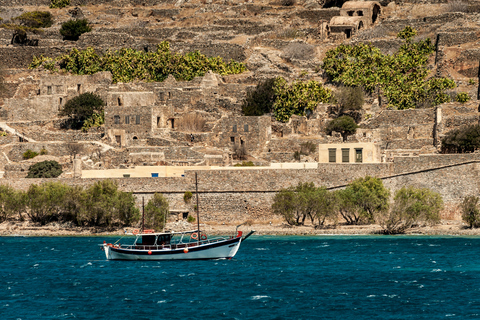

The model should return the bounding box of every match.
[1,235,480,320]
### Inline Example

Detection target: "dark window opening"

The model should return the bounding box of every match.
[47,86,52,95]
[167,118,174,128]
[77,84,81,92]
[115,135,121,145]
[136,115,141,125]
[133,136,138,140]
[233,125,237,133]
[342,148,350,163]
[357,10,363,16]
[168,92,172,99]
[230,137,235,143]
[59,97,63,106]
[125,116,130,124]
[328,148,336,163]
[372,4,380,24]
[358,21,364,30]
[157,117,161,128]
[241,139,245,145]
[114,115,120,124]
[345,29,352,39]
[347,10,354,16]
[118,97,122,106]
[244,124,249,132]
[355,149,363,163]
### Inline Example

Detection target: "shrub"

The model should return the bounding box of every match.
[293,150,301,161]
[300,141,316,155]
[59,92,105,129]
[27,160,63,178]
[441,124,480,153]
[455,92,470,103]
[50,0,70,8]
[176,113,206,132]
[334,86,364,112]
[325,115,358,141]
[23,149,39,159]
[281,0,296,6]
[187,215,196,223]
[60,19,91,41]
[468,79,476,85]
[13,11,53,30]
[242,78,277,116]
[273,77,333,122]
[40,147,48,155]
[234,161,255,167]
[184,191,193,203]
[0,185,24,223]
[377,186,443,234]
[81,111,104,132]
[144,193,169,231]
[233,144,247,160]
[461,195,480,228]
[30,42,246,83]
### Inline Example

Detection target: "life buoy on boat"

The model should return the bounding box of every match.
[201,234,207,240]
[191,233,198,240]
[132,229,139,235]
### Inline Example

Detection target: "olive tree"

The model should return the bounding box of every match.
[377,186,443,234]
[325,115,359,141]
[144,193,169,231]
[338,176,390,224]
[59,92,104,129]
[27,160,62,178]
[461,195,480,228]
[25,182,70,225]
[0,185,26,222]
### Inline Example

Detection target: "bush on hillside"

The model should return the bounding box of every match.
[23,149,39,159]
[144,193,169,231]
[334,86,365,112]
[50,0,70,8]
[455,92,470,103]
[13,11,53,30]
[27,160,63,178]
[60,19,91,41]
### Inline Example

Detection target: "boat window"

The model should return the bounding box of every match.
[156,234,171,245]
[142,235,156,245]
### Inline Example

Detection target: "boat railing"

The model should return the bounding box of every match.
[119,235,232,251]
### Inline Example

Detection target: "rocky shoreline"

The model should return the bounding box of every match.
[1,219,480,237]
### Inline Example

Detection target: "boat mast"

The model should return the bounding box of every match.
[195,172,200,238]
[142,196,145,233]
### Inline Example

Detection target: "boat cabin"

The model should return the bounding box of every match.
[135,233,173,246]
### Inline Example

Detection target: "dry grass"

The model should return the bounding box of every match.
[176,113,206,132]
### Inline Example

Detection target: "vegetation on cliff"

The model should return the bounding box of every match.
[59,92,105,131]
[242,77,332,122]
[272,176,444,234]
[144,193,169,231]
[325,115,359,141]
[60,19,91,41]
[29,42,246,83]
[1,11,53,34]
[322,26,455,110]
[461,195,480,228]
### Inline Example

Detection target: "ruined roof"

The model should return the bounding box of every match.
[329,16,363,27]
[341,1,380,10]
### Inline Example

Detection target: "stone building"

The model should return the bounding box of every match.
[327,1,381,40]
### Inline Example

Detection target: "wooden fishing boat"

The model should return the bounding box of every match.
[102,228,255,260]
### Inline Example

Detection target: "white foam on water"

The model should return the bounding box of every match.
[251,295,270,300]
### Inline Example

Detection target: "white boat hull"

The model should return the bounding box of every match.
[103,237,243,260]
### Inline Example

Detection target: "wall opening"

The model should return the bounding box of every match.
[77,84,81,93]
[118,97,122,106]
[328,148,336,163]
[47,86,52,95]
[345,29,352,39]
[342,148,350,163]
[157,117,161,128]
[114,115,120,124]
[167,118,175,129]
[355,148,363,163]
[347,10,354,16]
[125,116,130,124]
[115,135,121,145]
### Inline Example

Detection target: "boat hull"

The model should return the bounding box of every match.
[104,237,243,260]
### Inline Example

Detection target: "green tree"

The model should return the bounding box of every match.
[461,195,480,228]
[272,78,332,122]
[322,26,455,110]
[60,19,91,41]
[23,149,38,159]
[272,188,299,225]
[441,124,480,153]
[79,180,119,226]
[144,193,169,231]
[25,182,70,225]
[343,176,390,224]
[59,92,105,129]
[50,0,70,8]
[334,86,364,112]
[242,78,277,116]
[377,186,443,234]
[335,188,361,225]
[27,160,62,178]
[325,115,359,141]
[13,11,53,30]
[116,192,140,226]
[0,185,24,222]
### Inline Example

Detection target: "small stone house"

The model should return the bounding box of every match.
[328,1,381,40]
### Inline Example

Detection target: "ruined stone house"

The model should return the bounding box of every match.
[328,1,381,40]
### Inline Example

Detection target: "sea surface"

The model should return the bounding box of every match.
[1,235,480,320]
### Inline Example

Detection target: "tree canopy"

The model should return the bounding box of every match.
[322,26,455,109]
[59,92,105,129]
[60,19,91,41]
[441,124,480,153]
[325,115,359,141]
[461,195,480,228]
[144,193,170,231]
[377,186,443,234]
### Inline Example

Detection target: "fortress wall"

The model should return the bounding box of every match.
[392,153,480,174]
[1,159,479,220]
